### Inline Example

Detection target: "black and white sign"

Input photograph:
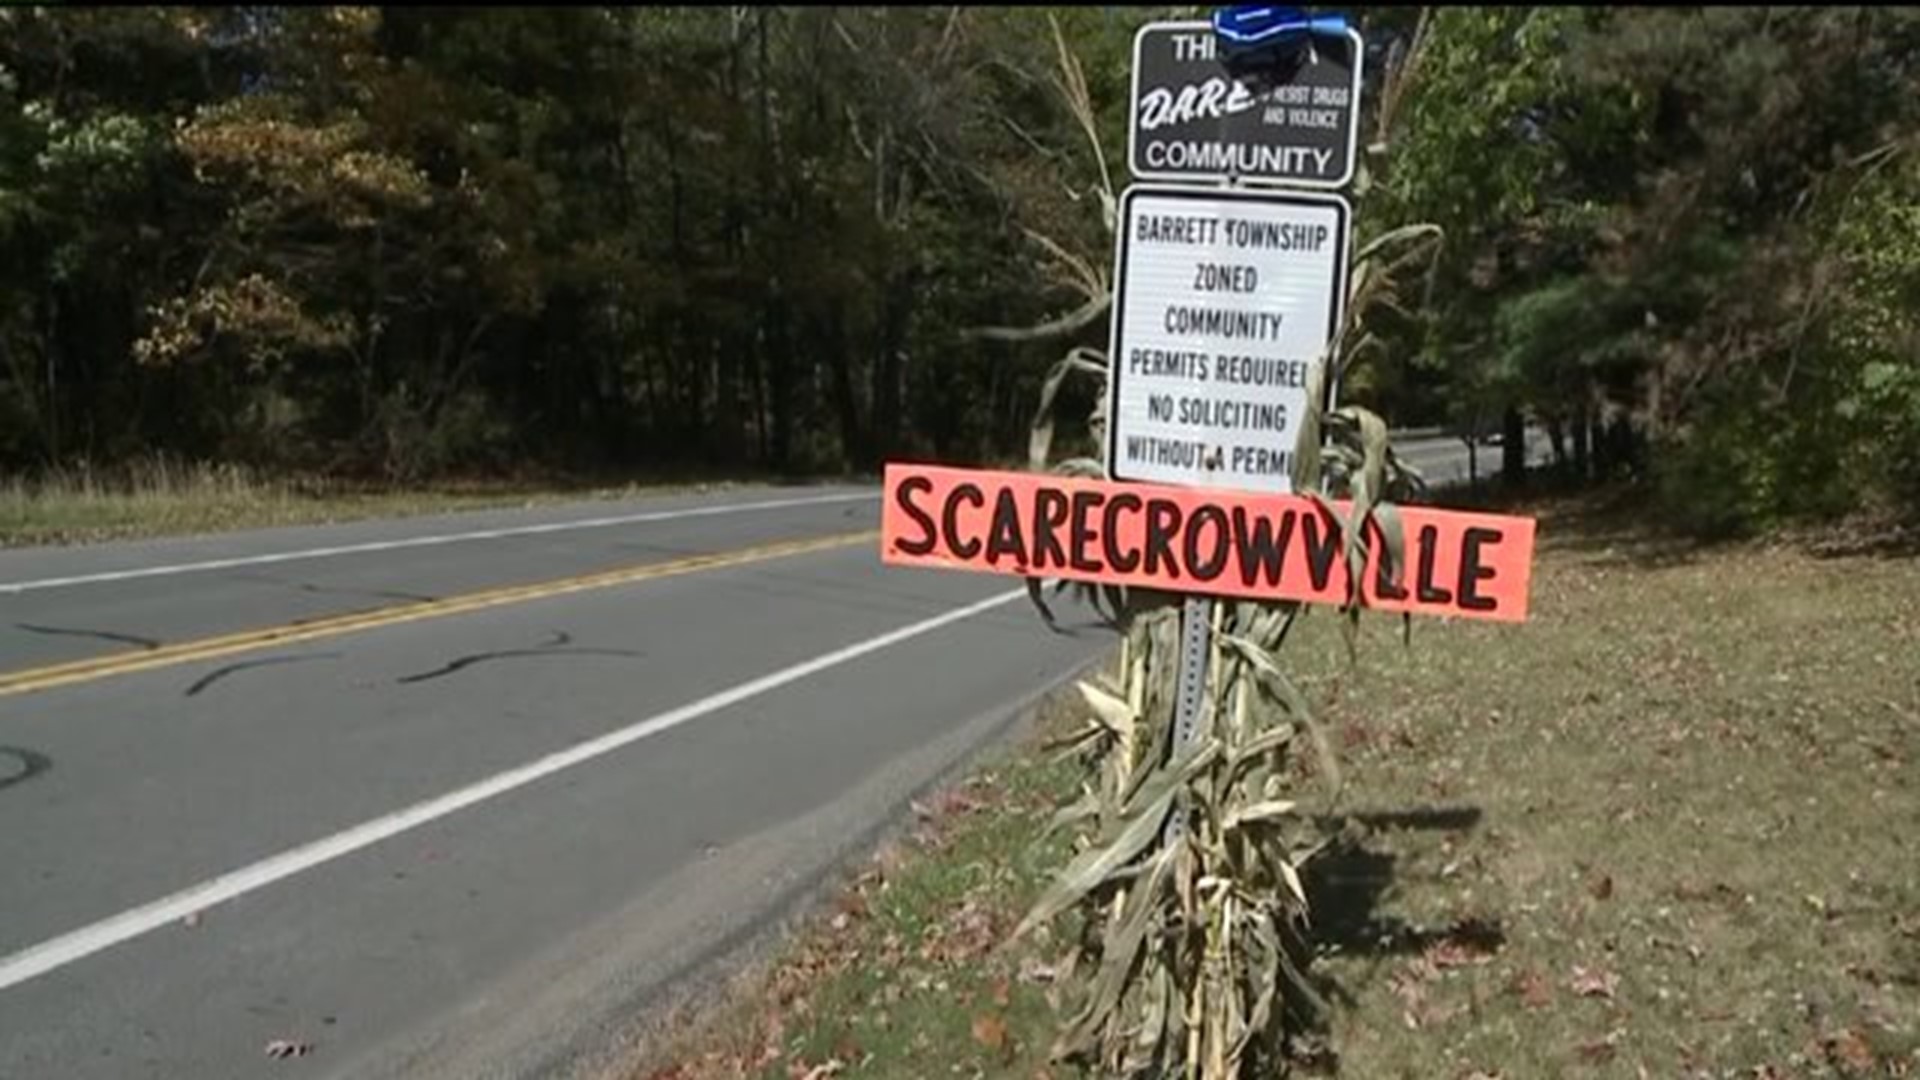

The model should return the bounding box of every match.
[1128,20,1363,189]
[1106,185,1349,495]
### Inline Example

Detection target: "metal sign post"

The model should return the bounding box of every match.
[1105,184,1352,494]
[877,12,1543,855]
[1113,8,1365,844]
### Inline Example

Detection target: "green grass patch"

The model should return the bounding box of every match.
[631,492,1920,1079]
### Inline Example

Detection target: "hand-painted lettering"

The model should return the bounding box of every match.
[1070,491,1105,573]
[1185,505,1231,582]
[1302,509,1340,591]
[943,483,985,559]
[880,465,1536,623]
[1145,498,1183,578]
[1231,506,1294,588]
[1033,489,1070,570]
[1104,493,1144,573]
[1458,527,1502,611]
[894,475,938,556]
[1370,517,1409,601]
[1415,523,1452,603]
[986,487,1027,567]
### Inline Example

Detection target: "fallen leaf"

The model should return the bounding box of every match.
[1511,969,1554,1009]
[1576,1038,1616,1064]
[938,789,987,816]
[1825,1028,1876,1073]
[1427,938,1495,970]
[264,1039,312,1060]
[1569,966,1618,1000]
[971,1012,1008,1053]
[835,889,869,921]
[1017,957,1060,984]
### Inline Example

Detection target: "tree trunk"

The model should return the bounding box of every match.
[1592,409,1615,480]
[754,6,775,468]
[41,289,61,464]
[869,269,914,460]
[1572,406,1591,481]
[765,296,795,471]
[823,307,868,468]
[1500,405,1526,487]
[714,13,746,466]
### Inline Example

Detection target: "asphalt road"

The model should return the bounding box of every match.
[0,434,1519,1079]
[0,483,1117,1080]
[1393,429,1555,491]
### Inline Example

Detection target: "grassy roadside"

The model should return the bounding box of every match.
[624,490,1920,1079]
[0,459,833,547]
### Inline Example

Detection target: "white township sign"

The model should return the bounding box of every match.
[1106,184,1350,496]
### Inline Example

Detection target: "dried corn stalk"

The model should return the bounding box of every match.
[1015,212,1441,1080]
[1006,18,1447,1075]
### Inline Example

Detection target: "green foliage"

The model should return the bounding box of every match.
[7,5,1918,524]
[1366,4,1920,528]
[0,7,1153,479]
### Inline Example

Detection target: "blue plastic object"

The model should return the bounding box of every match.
[1211,6,1350,81]
[1211,5,1349,45]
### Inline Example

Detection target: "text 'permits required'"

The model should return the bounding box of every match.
[1107,185,1349,496]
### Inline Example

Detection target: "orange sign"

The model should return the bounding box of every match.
[881,464,1536,623]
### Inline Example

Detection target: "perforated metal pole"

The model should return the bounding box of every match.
[1162,172,1243,846]
[1163,594,1214,845]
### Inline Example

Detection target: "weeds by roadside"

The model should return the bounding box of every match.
[625,491,1920,1079]
[0,456,801,547]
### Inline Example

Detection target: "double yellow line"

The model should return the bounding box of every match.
[0,529,877,699]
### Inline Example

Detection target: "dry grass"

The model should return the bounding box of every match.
[0,457,768,547]
[1297,494,1920,1079]
[621,490,1920,1080]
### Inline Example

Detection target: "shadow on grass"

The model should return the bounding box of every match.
[1304,805,1500,962]
[1298,804,1502,1011]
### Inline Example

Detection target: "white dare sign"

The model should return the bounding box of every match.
[1106,185,1350,495]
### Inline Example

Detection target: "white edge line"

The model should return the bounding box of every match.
[0,586,1026,993]
[0,492,878,594]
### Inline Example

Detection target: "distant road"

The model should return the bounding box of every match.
[1394,428,1556,491]
[0,428,1540,1078]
